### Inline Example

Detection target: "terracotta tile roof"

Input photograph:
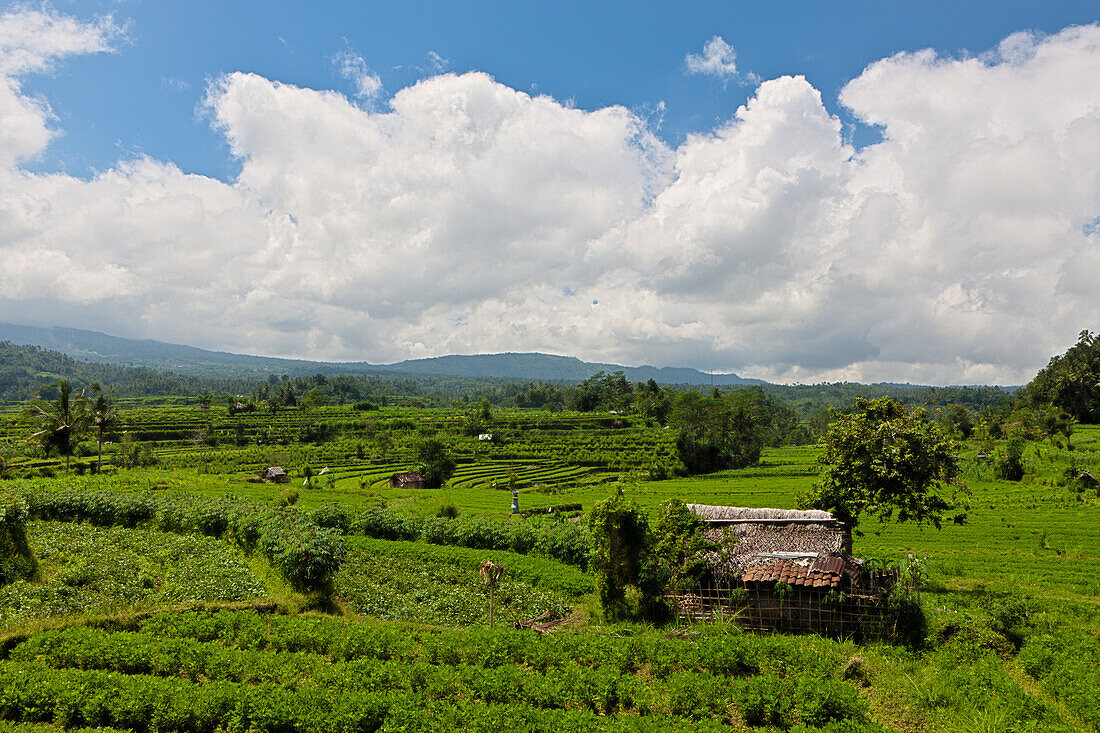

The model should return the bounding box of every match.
[741,555,850,589]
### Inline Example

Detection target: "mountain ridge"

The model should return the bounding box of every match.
[0,322,763,386]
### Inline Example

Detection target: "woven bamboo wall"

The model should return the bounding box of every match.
[668,583,895,639]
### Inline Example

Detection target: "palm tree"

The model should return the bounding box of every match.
[23,380,87,475]
[83,382,118,475]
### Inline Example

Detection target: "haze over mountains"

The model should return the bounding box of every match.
[0,323,763,386]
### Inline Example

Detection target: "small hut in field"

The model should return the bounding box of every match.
[260,466,290,484]
[670,505,897,637]
[389,471,426,490]
[1076,470,1098,496]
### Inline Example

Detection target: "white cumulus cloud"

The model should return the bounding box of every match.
[685,35,747,83]
[334,50,383,101]
[1,8,1099,385]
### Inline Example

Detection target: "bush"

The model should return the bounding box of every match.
[277,488,299,507]
[798,678,868,727]
[312,503,353,533]
[997,438,1027,481]
[734,674,794,727]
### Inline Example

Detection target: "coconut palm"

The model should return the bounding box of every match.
[82,382,118,475]
[23,380,88,475]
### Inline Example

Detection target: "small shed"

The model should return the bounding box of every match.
[389,471,426,490]
[669,505,897,637]
[260,466,290,484]
[1077,470,1099,496]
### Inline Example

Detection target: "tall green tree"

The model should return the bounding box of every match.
[670,390,764,474]
[1023,330,1100,422]
[798,397,961,554]
[415,438,456,489]
[22,380,87,475]
[587,487,660,621]
[82,382,118,475]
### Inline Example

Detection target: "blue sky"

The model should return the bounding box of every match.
[24,1,1099,180]
[2,1,1099,384]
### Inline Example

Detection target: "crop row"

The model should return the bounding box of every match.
[345,506,589,568]
[0,621,878,731]
[1019,628,1100,728]
[349,537,595,597]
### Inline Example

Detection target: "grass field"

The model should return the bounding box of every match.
[0,407,1099,730]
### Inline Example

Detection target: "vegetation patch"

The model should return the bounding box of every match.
[0,522,264,623]
[333,540,575,626]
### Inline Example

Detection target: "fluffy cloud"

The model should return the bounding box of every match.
[334,50,383,101]
[684,36,751,84]
[0,7,121,165]
[1,9,1099,385]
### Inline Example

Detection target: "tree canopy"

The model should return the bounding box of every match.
[415,438,456,489]
[670,389,768,474]
[798,396,961,554]
[22,380,87,475]
[1022,330,1100,422]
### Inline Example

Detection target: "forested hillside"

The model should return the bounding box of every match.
[0,341,251,400]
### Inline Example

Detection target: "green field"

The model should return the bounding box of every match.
[0,404,1098,730]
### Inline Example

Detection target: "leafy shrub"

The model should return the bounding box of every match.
[355,506,421,541]
[734,674,795,727]
[435,501,460,519]
[997,438,1027,481]
[311,503,352,533]
[798,678,868,727]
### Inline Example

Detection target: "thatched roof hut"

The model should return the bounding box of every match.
[261,466,290,484]
[389,471,426,490]
[687,504,845,582]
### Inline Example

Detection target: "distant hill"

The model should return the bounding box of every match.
[0,323,762,386]
[377,352,763,386]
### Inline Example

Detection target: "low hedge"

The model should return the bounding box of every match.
[2,614,881,731]
[349,506,589,569]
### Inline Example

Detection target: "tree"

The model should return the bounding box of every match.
[82,382,118,475]
[569,371,633,412]
[943,404,974,439]
[670,390,763,474]
[634,379,673,425]
[1022,330,1100,422]
[463,399,493,436]
[374,431,393,462]
[587,487,660,620]
[798,397,961,554]
[415,438,456,489]
[650,499,715,595]
[22,380,87,475]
